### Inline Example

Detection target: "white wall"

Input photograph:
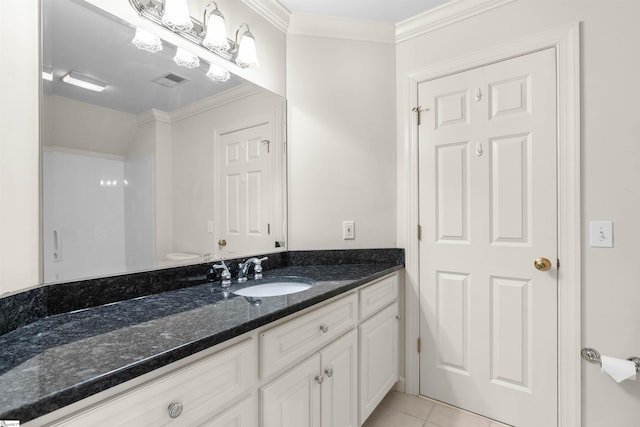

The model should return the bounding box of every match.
[286,32,397,250]
[0,0,40,294]
[170,88,285,258]
[395,1,640,425]
[42,96,138,156]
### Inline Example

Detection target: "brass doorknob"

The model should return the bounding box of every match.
[218,239,227,247]
[534,257,552,271]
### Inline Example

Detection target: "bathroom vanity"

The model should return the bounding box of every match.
[0,250,403,427]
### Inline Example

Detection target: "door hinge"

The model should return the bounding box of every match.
[417,337,421,353]
[557,258,560,269]
[412,106,426,126]
[417,225,422,240]
[268,223,271,235]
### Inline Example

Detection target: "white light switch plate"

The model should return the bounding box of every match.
[590,221,613,248]
[343,221,355,240]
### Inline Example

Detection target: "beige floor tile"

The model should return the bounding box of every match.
[381,391,435,420]
[362,404,426,427]
[428,403,490,427]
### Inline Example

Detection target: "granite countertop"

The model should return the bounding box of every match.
[0,263,402,423]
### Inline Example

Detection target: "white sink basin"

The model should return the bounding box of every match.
[233,278,313,297]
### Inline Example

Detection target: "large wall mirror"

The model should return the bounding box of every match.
[41,0,287,283]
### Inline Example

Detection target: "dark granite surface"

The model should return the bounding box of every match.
[0,254,403,423]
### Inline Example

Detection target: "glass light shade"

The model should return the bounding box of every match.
[173,47,200,69]
[236,32,259,68]
[206,63,230,82]
[202,12,230,52]
[132,27,163,53]
[162,0,193,31]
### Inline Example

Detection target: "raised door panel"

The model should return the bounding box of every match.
[320,330,358,427]
[261,354,321,427]
[359,303,398,425]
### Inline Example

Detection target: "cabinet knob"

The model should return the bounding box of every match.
[168,402,183,418]
[315,374,324,384]
[319,324,329,334]
[324,367,334,378]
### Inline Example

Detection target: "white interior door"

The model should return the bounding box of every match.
[217,121,273,257]
[418,48,558,427]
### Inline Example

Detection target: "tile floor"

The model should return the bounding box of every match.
[363,391,512,427]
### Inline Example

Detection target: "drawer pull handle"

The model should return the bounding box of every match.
[315,374,324,384]
[168,402,183,418]
[396,315,400,320]
[319,324,329,334]
[324,367,334,378]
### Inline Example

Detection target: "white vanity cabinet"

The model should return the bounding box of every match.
[260,272,399,427]
[358,274,399,425]
[48,338,257,427]
[36,271,401,427]
[261,329,358,427]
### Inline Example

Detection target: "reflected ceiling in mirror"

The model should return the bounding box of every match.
[41,0,287,284]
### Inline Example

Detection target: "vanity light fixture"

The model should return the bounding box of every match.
[161,0,193,31]
[132,27,163,53]
[234,24,259,69]
[202,2,229,52]
[129,0,259,69]
[61,71,108,93]
[206,63,230,82]
[173,47,200,69]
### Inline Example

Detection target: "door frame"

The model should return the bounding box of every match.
[402,23,581,427]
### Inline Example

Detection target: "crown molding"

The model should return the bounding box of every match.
[137,109,172,126]
[288,12,395,44]
[396,0,517,43]
[43,145,126,161]
[170,83,263,123]
[239,0,291,33]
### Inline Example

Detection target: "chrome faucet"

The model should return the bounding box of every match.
[212,260,231,288]
[237,256,268,282]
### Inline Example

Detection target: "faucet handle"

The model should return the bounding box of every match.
[253,256,268,279]
[213,261,231,287]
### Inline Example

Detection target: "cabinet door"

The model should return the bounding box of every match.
[261,353,321,427]
[320,330,358,427]
[359,303,398,424]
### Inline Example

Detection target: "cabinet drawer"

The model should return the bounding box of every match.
[260,293,357,379]
[359,273,398,320]
[53,339,257,427]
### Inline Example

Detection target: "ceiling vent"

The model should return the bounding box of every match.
[152,72,189,88]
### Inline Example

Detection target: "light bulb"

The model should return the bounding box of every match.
[203,10,229,52]
[206,63,230,82]
[162,0,193,31]
[236,31,258,69]
[132,27,163,53]
[173,47,200,69]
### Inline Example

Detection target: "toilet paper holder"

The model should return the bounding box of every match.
[581,347,640,372]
